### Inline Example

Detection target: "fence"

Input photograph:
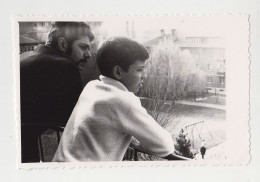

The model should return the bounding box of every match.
[23,123,190,162]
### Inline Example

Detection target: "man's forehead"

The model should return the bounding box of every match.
[63,26,94,42]
[75,36,91,44]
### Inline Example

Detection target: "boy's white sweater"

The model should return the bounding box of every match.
[53,76,174,162]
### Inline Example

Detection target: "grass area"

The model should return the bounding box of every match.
[137,100,226,160]
[198,96,226,105]
[167,103,225,120]
[164,103,226,155]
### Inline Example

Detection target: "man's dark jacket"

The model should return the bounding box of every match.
[20,45,83,162]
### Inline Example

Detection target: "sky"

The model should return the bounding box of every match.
[99,16,229,42]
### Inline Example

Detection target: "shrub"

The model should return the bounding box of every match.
[174,129,194,158]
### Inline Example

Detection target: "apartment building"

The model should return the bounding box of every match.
[179,36,226,93]
[143,29,226,94]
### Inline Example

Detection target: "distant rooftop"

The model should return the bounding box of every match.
[19,35,38,45]
[143,36,161,47]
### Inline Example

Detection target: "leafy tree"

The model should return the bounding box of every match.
[174,129,194,158]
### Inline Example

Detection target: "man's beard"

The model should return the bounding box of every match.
[65,45,89,66]
[76,57,89,71]
[77,56,89,66]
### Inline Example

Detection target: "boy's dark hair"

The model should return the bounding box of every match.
[46,22,95,54]
[96,36,149,77]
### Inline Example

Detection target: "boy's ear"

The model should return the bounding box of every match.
[112,66,122,80]
[57,37,68,52]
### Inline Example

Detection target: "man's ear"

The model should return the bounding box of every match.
[57,37,68,52]
[112,66,122,80]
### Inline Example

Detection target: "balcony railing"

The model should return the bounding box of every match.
[22,123,191,162]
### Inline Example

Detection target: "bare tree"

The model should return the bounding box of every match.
[135,36,206,160]
[185,69,206,101]
[139,38,198,104]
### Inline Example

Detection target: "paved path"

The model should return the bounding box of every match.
[194,142,228,160]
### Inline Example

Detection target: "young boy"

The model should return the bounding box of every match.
[53,37,174,162]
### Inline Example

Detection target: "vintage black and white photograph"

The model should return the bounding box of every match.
[15,16,249,166]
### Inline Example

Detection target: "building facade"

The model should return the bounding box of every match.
[179,36,226,93]
[143,29,226,95]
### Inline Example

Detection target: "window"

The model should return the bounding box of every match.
[20,46,23,53]
[30,45,34,51]
[195,49,200,58]
[207,64,212,71]
[219,64,225,72]
[220,77,225,84]
[208,49,213,58]
[219,50,225,58]
[192,38,201,43]
[207,76,212,83]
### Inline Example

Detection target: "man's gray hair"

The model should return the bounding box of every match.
[46,22,95,49]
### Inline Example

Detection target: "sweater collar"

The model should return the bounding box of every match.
[34,44,71,60]
[99,75,129,92]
